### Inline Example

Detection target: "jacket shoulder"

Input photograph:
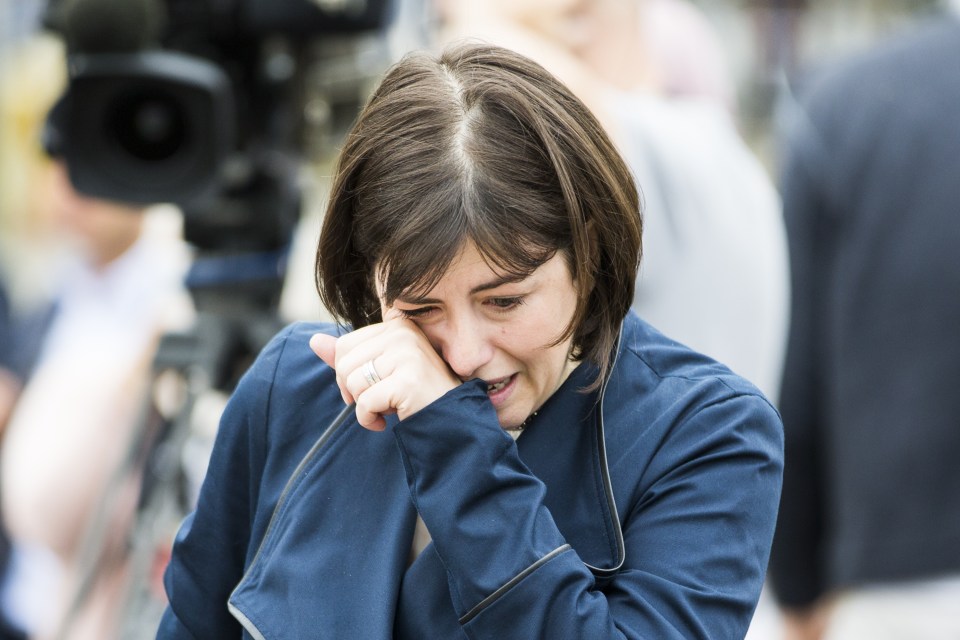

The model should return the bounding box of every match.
[617,314,774,401]
[608,315,783,465]
[244,321,344,383]
[226,321,348,453]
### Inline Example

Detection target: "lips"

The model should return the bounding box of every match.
[485,373,518,404]
[486,377,511,394]
[483,373,518,412]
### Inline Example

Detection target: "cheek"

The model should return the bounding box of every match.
[505,321,568,364]
[511,291,578,356]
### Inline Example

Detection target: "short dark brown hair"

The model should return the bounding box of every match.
[315,41,642,387]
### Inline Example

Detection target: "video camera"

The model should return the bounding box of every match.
[42,0,394,312]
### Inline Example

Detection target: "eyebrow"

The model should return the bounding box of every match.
[398,273,528,305]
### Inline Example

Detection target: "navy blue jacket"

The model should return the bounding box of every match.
[769,15,960,608]
[158,312,783,639]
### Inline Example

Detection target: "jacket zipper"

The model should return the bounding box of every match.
[227,402,355,638]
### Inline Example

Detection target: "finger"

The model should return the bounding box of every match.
[309,333,337,368]
[310,333,353,405]
[329,324,395,400]
[343,355,394,402]
[330,321,392,363]
[335,334,402,393]
[354,386,397,432]
[356,410,387,432]
[381,307,406,322]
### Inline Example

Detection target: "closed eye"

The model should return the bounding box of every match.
[397,306,437,319]
[486,296,525,312]
[395,296,525,320]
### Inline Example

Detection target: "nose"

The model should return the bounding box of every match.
[434,314,494,381]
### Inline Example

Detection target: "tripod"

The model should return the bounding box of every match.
[113,302,285,638]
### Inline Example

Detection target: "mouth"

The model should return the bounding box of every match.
[486,376,512,394]
[484,374,518,406]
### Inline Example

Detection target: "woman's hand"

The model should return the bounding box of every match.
[309,315,461,431]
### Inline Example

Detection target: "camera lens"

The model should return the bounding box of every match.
[108,91,188,162]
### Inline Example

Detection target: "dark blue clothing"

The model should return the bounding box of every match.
[769,15,960,609]
[159,312,783,639]
[0,281,16,377]
[0,289,54,384]
[0,282,26,640]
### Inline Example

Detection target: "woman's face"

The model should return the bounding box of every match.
[379,240,580,429]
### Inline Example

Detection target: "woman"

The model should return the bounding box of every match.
[158,42,783,639]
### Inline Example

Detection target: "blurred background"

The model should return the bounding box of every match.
[0,0,954,638]
[0,0,947,323]
[0,0,946,322]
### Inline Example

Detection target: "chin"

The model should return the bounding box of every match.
[494,410,519,430]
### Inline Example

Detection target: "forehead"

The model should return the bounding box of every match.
[439,241,498,279]
[376,241,507,297]
[377,239,563,303]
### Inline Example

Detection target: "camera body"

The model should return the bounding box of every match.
[46,0,393,204]
[43,0,393,311]
[45,0,392,221]
[54,49,234,205]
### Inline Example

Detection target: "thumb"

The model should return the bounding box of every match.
[382,307,405,322]
[309,333,337,369]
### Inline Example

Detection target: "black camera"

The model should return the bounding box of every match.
[42,0,394,311]
[44,0,392,205]
[47,48,234,205]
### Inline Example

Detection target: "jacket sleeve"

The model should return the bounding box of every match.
[393,380,784,639]
[156,326,289,638]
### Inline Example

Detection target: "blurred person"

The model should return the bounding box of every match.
[768,7,960,639]
[0,155,190,640]
[158,42,784,638]
[628,0,740,111]
[746,0,810,84]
